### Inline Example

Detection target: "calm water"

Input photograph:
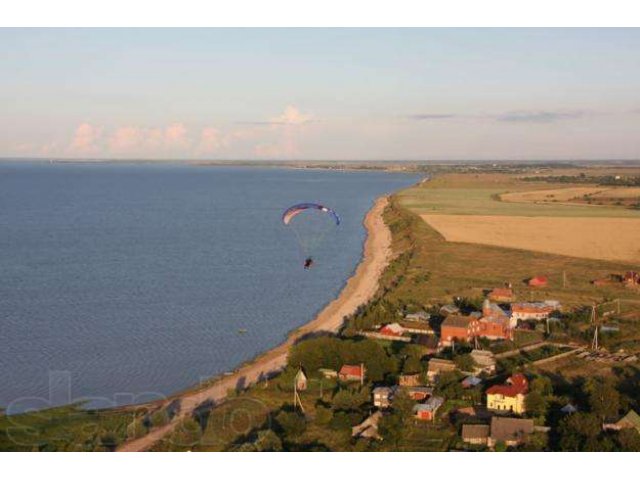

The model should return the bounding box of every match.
[0,162,419,413]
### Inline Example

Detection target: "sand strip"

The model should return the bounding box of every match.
[118,196,392,451]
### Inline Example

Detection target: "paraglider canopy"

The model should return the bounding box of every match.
[282,203,340,226]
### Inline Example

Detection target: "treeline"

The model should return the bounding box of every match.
[521,174,640,187]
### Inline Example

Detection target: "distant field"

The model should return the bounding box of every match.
[398,185,640,218]
[501,186,640,207]
[421,214,640,263]
[386,171,640,307]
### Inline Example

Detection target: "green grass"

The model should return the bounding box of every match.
[0,405,142,451]
[397,183,640,218]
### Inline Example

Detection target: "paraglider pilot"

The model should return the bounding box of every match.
[304,257,314,269]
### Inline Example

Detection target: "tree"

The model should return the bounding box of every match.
[332,386,370,411]
[435,371,464,400]
[254,429,283,452]
[584,377,620,421]
[616,428,640,451]
[453,354,476,372]
[378,412,404,449]
[529,376,553,397]
[525,391,548,422]
[557,413,601,451]
[392,389,415,420]
[314,405,333,426]
[274,410,306,439]
[402,355,423,375]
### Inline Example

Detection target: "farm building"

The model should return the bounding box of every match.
[486,374,529,414]
[413,396,444,422]
[487,417,535,448]
[528,276,548,287]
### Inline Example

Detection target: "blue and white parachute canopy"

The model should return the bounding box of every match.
[282,203,340,226]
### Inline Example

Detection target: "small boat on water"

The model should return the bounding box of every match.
[238,328,248,334]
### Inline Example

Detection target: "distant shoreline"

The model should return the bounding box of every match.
[117,195,393,451]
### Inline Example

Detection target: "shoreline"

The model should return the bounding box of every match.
[117,195,393,451]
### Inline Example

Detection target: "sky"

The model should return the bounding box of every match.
[1,28,640,161]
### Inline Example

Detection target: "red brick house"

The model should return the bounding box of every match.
[488,287,515,303]
[440,315,478,345]
[339,364,365,383]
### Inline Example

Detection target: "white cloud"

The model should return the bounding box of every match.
[68,123,101,155]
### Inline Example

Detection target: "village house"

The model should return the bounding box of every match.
[461,424,490,445]
[319,368,338,379]
[440,314,477,345]
[399,319,435,335]
[624,271,640,287]
[352,411,383,441]
[470,349,497,375]
[413,396,444,422]
[439,304,460,316]
[603,410,640,434]
[427,358,456,382]
[406,386,433,401]
[372,386,397,409]
[415,334,440,354]
[462,376,483,389]
[488,287,515,303]
[405,311,430,322]
[339,364,365,384]
[378,323,405,337]
[487,417,535,448]
[486,373,529,414]
[510,301,557,322]
[398,374,421,387]
[477,299,514,340]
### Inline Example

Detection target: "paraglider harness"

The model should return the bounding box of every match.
[303,258,314,270]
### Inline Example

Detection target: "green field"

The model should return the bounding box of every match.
[398,182,640,218]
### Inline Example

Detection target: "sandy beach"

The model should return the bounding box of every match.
[118,196,392,452]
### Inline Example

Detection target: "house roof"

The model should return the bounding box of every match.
[428,358,456,372]
[490,417,534,442]
[413,396,444,412]
[340,364,363,377]
[486,374,528,397]
[512,302,554,314]
[462,376,483,387]
[442,315,474,329]
[489,288,513,298]
[380,323,404,335]
[616,410,640,431]
[560,403,578,414]
[462,424,490,440]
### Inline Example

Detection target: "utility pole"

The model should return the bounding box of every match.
[592,303,597,343]
[563,271,567,289]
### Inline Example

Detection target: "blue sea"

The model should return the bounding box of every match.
[0,162,419,413]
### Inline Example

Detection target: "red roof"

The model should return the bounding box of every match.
[528,276,548,286]
[486,374,528,397]
[339,365,363,377]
